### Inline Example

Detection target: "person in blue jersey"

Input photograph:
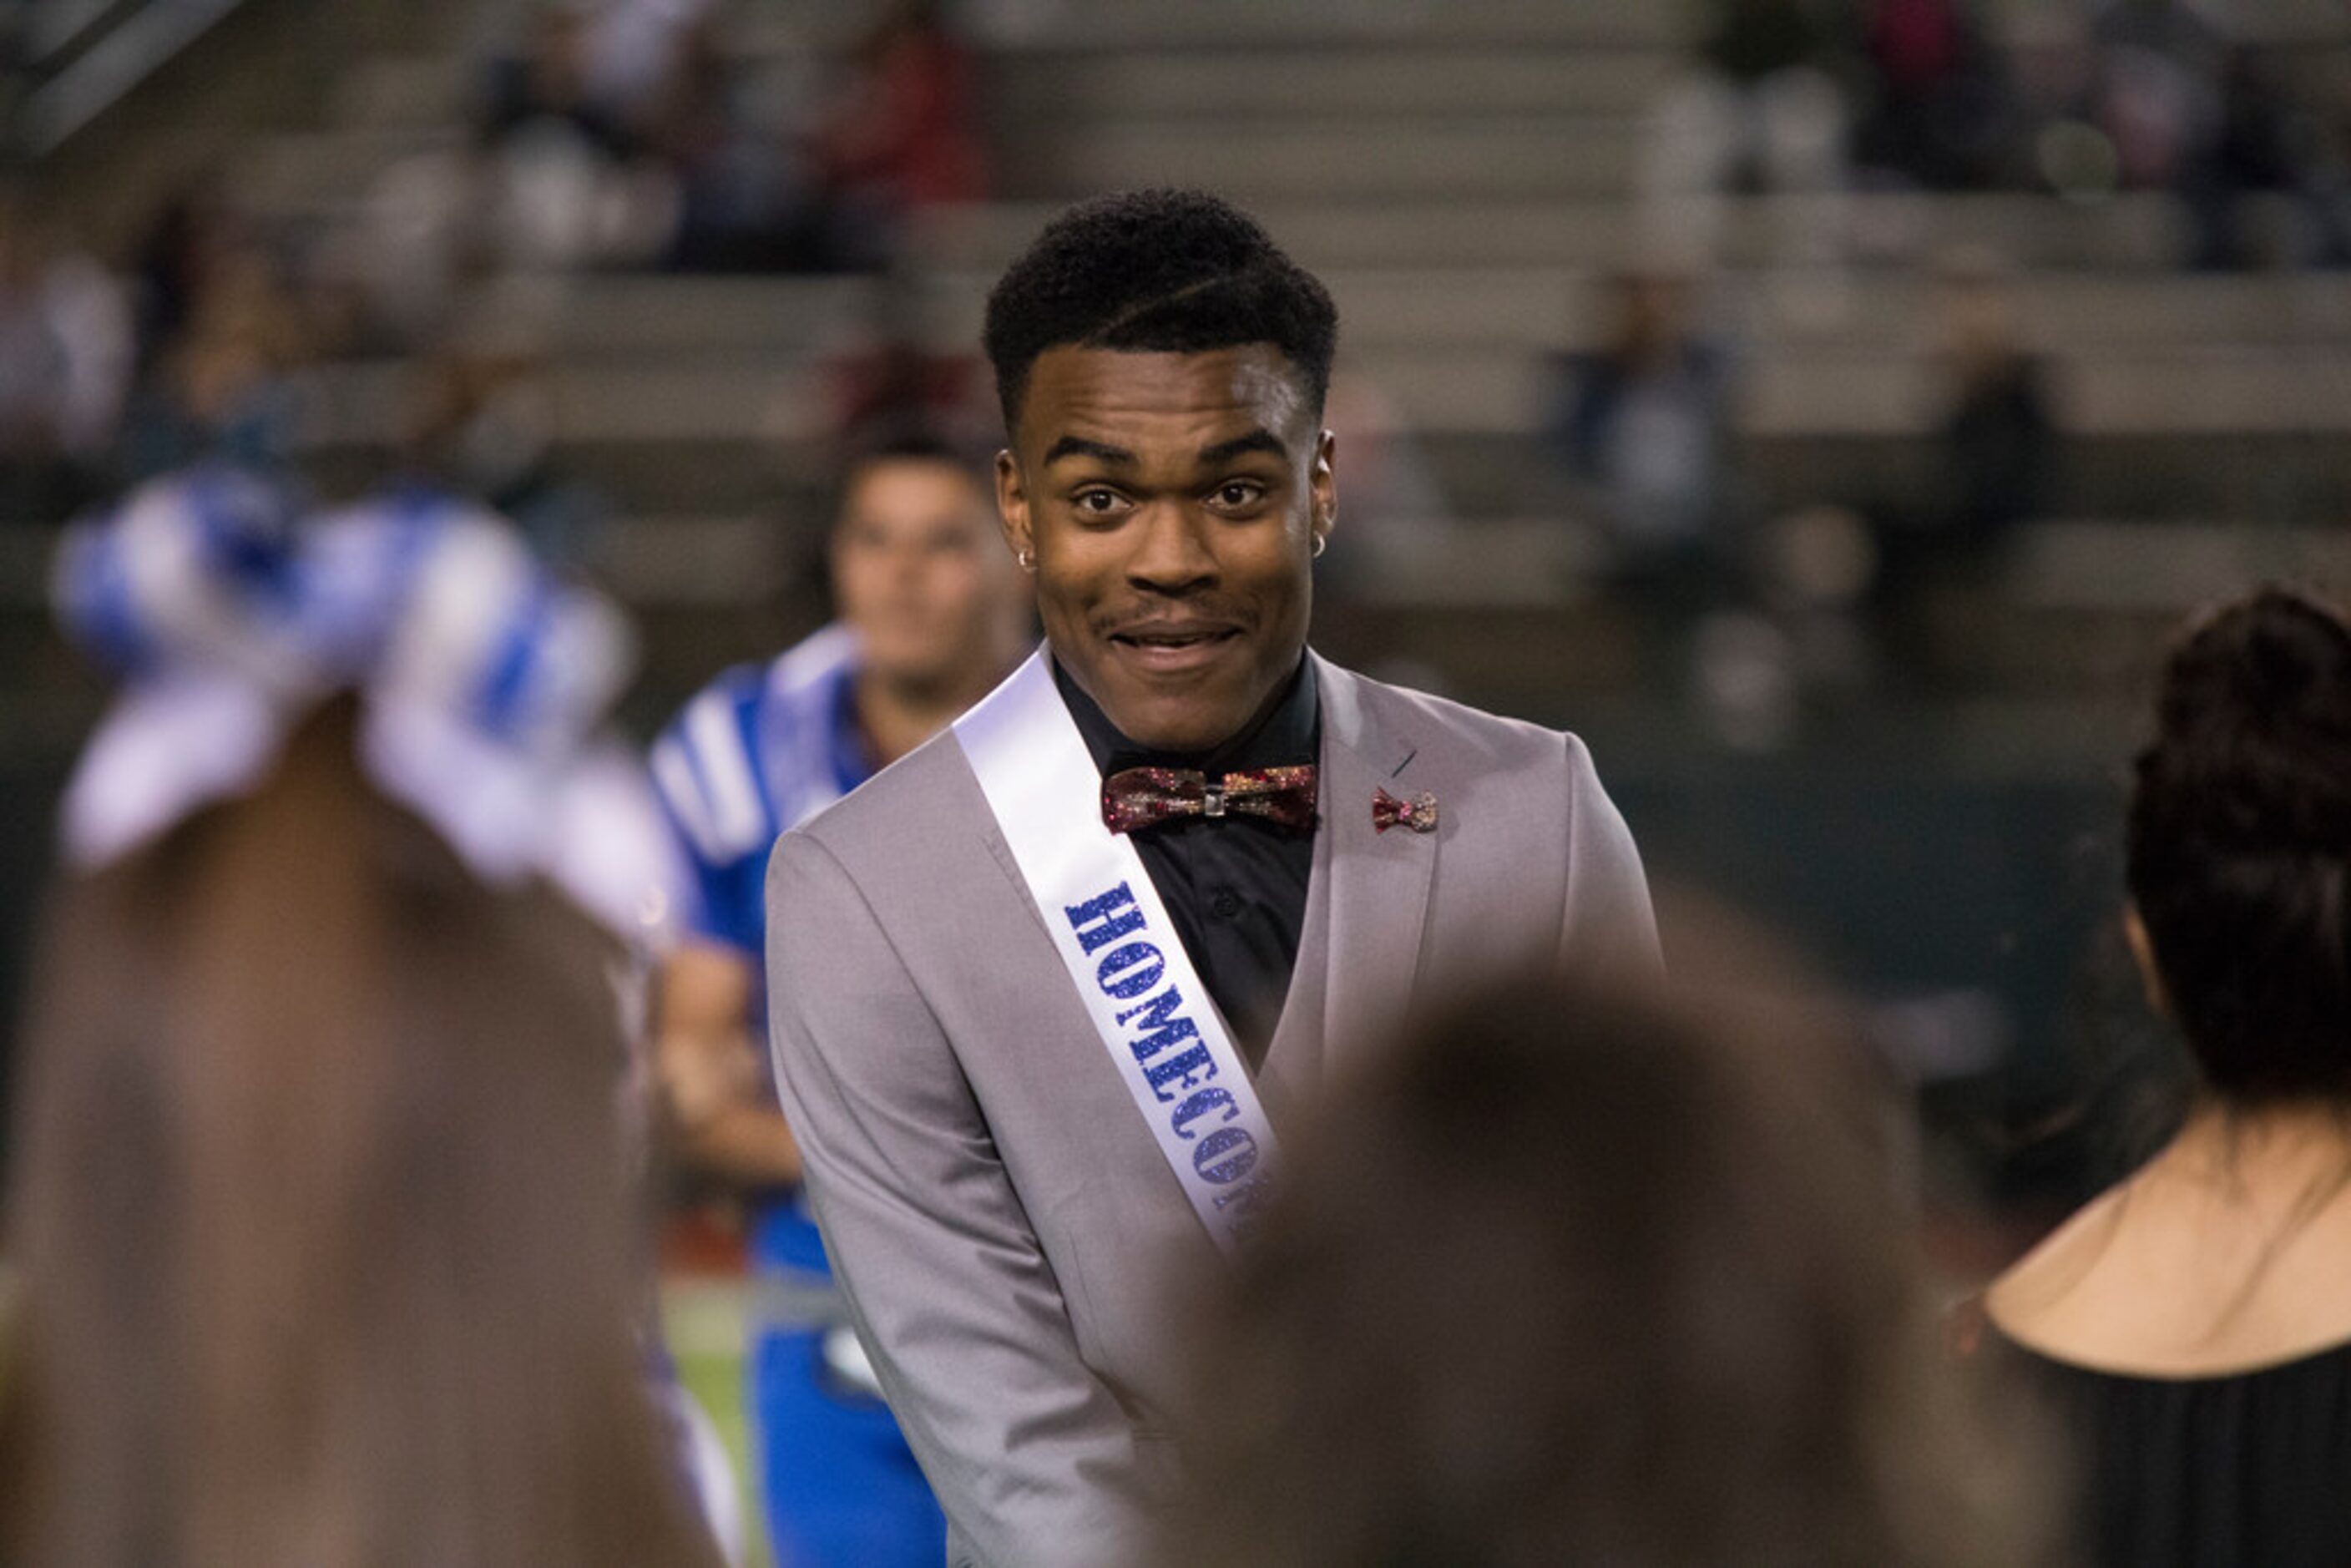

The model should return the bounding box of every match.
[648,432,1032,1568]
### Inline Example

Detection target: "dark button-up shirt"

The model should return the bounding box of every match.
[1054,656,1319,1066]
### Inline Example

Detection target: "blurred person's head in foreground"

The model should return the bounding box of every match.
[827,432,1034,708]
[2124,587,2351,1109]
[983,186,1337,754]
[1171,970,2050,1568]
[2,466,715,1566]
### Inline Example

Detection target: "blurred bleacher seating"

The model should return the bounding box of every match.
[5,0,2350,751]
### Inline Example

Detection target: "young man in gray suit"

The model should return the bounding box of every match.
[766,189,1659,1566]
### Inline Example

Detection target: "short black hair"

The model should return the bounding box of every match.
[983,189,1339,433]
[821,428,986,549]
[2128,588,2351,1103]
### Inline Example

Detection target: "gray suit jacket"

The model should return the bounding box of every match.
[766,652,1657,1566]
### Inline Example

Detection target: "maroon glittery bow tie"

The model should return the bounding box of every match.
[1100,765,1319,836]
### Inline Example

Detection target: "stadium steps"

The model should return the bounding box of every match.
[109,0,2351,709]
[523,267,2351,362]
[912,191,2257,275]
[970,0,2346,52]
[1001,114,1642,202]
[983,47,1676,123]
[286,336,2351,453]
[32,0,480,252]
[969,0,1682,51]
[291,422,2351,539]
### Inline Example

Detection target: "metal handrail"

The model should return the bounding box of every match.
[13,0,254,158]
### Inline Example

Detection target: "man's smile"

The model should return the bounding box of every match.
[1105,621,1246,676]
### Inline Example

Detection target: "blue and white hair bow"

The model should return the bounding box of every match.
[54,465,683,941]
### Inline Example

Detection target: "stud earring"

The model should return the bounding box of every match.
[1016,547,1035,571]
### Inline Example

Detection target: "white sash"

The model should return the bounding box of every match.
[954,650,1278,1256]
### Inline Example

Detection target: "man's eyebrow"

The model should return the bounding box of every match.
[1198,429,1289,465]
[1041,436,1136,467]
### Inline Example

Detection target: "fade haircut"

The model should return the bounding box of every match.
[983,189,1340,434]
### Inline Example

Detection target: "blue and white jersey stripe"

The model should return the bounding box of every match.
[649,624,870,1278]
[650,623,866,963]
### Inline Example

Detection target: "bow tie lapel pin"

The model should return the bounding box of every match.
[1372,787,1438,835]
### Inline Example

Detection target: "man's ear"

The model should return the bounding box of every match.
[1309,428,1337,552]
[995,449,1034,568]
[2123,903,2172,1020]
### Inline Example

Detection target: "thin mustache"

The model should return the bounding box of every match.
[1099,617,1247,640]
[1095,603,1252,639]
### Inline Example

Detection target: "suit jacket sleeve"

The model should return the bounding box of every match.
[764,829,1161,1568]
[1560,734,1662,979]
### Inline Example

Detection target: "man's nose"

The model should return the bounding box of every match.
[1125,504,1218,594]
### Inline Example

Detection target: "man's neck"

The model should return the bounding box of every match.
[853,663,998,769]
[1051,650,1317,775]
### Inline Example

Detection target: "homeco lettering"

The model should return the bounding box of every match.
[1064,883,1267,1202]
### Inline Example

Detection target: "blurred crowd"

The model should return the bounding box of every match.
[1544,0,2351,741]
[4,0,2342,603]
[1545,247,2055,741]
[0,0,989,538]
[384,0,983,288]
[1647,0,2351,269]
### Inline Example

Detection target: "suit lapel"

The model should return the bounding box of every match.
[968,655,1441,1118]
[1260,655,1438,1107]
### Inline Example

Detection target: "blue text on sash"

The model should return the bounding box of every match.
[1065,883,1268,1199]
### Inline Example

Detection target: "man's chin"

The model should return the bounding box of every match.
[1094,682,1253,755]
[864,655,967,697]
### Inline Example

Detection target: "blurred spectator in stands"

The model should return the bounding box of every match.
[0,217,75,526]
[820,276,999,454]
[1896,250,2055,602]
[1976,588,2351,1566]
[0,198,129,524]
[808,0,988,271]
[128,179,230,377]
[118,230,309,482]
[2315,71,2351,265]
[2087,1,2338,267]
[585,0,721,129]
[482,2,638,164]
[645,12,817,272]
[1546,266,1739,603]
[2012,2,2344,265]
[446,0,988,277]
[1859,252,2055,685]
[1929,251,2055,543]
[2088,0,2226,192]
[397,291,609,570]
[1173,972,2052,1568]
[475,3,680,272]
[1641,0,1851,294]
[2040,0,2242,263]
[1851,0,2020,190]
[356,137,503,342]
[2201,43,2338,267]
[1307,372,1454,604]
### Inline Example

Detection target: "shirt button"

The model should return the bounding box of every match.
[1211,889,1242,918]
